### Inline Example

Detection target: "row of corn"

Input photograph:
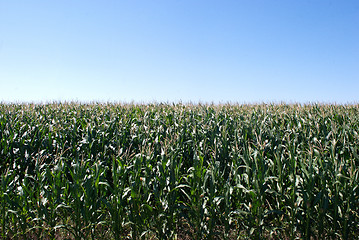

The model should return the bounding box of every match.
[0,103,358,239]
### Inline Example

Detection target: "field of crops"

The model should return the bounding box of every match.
[0,103,358,239]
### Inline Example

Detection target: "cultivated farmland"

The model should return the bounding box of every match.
[0,103,358,239]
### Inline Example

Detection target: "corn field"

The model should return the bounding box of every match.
[0,103,358,239]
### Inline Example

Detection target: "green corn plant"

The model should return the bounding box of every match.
[103,157,130,240]
[183,150,209,240]
[8,172,34,239]
[126,153,154,239]
[60,157,107,240]
[150,152,179,240]
[81,160,108,239]
[204,157,227,239]
[61,157,89,240]
[40,158,69,240]
[0,168,16,239]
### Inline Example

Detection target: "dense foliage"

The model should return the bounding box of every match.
[0,103,358,239]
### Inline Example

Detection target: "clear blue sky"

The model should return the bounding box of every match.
[1,1,358,103]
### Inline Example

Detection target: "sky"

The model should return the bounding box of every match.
[0,0,358,104]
